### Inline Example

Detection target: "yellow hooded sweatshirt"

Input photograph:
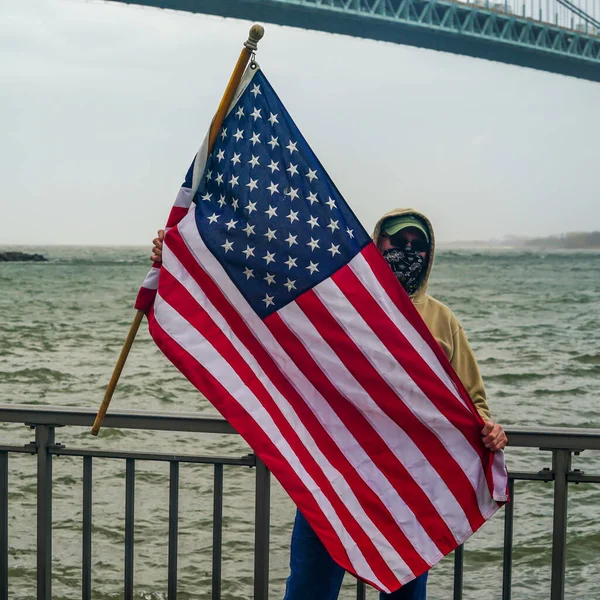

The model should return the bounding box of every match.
[372,208,492,421]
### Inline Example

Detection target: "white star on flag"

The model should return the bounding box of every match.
[286,210,299,224]
[327,219,339,232]
[242,245,255,259]
[328,243,341,257]
[286,188,299,201]
[307,237,320,251]
[307,169,318,182]
[285,256,298,269]
[306,261,319,274]
[262,293,274,307]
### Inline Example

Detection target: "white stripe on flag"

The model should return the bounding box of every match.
[277,300,472,548]
[348,253,470,411]
[312,278,498,520]
[173,217,451,563]
[152,290,387,591]
[161,229,415,581]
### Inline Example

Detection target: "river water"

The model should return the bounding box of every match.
[1,246,599,599]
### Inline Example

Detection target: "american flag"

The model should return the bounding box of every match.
[136,66,508,593]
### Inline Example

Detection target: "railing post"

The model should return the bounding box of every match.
[212,464,223,600]
[550,449,571,600]
[453,544,464,600]
[502,478,515,600]
[36,425,54,600]
[168,461,179,600]
[0,451,8,600]
[254,458,270,600]
[82,456,92,600]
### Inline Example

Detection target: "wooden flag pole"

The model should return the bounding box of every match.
[91,24,265,436]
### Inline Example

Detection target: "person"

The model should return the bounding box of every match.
[149,208,508,600]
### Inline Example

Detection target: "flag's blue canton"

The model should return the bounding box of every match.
[194,71,370,318]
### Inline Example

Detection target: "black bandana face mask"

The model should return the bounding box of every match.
[382,248,425,296]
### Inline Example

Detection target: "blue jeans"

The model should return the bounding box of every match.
[283,511,428,600]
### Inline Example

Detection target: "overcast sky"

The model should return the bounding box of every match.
[1,0,599,245]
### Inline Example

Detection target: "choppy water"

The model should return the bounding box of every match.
[1,246,599,599]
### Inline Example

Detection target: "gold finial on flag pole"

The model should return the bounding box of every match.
[91,24,266,436]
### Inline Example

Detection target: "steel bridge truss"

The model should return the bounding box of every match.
[112,0,600,82]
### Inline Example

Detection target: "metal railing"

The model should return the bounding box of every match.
[1,403,599,600]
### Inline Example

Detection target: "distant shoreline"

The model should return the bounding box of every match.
[440,231,600,250]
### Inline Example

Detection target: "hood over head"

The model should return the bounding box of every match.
[372,208,435,303]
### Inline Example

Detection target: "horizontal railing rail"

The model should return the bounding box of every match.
[1,404,599,600]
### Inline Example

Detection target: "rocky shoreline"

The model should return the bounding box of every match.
[0,251,47,262]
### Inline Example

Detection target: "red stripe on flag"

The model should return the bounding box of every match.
[134,286,157,313]
[165,206,189,229]
[159,232,404,589]
[332,264,485,461]
[360,244,497,499]
[361,244,482,423]
[295,289,486,532]
[265,310,456,560]
[146,304,362,582]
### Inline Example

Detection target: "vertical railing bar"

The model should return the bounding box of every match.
[82,456,92,600]
[168,461,179,600]
[0,451,8,600]
[453,544,464,600]
[356,579,367,599]
[502,477,515,600]
[124,458,135,600]
[253,458,271,600]
[36,425,54,600]
[212,464,223,600]
[550,449,570,600]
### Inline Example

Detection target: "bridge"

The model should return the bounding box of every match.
[110,0,600,83]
